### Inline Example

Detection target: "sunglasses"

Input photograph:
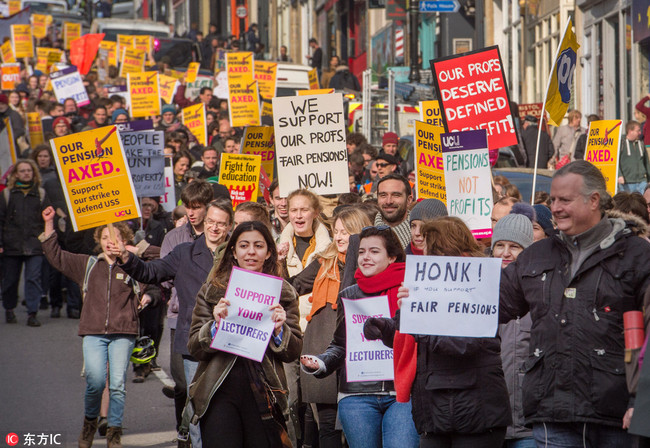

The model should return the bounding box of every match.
[362,225,390,232]
[375,162,394,168]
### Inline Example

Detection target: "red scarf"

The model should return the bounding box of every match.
[354,262,417,403]
[409,243,424,255]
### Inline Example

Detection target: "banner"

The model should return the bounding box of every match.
[186,61,200,83]
[226,52,254,83]
[50,66,90,107]
[254,61,278,99]
[70,33,105,75]
[298,88,334,96]
[120,129,165,196]
[63,22,81,50]
[544,19,580,127]
[182,103,207,146]
[160,157,176,211]
[1,63,20,90]
[99,40,117,67]
[32,14,49,40]
[127,71,161,118]
[119,47,145,77]
[342,296,394,382]
[431,46,516,151]
[1,40,15,63]
[442,129,493,238]
[584,120,623,196]
[273,93,349,196]
[50,126,141,231]
[415,119,446,202]
[219,153,262,209]
[11,24,33,58]
[401,255,502,337]
[210,267,283,362]
[308,68,319,89]
[159,74,179,105]
[27,112,44,146]
[229,79,261,127]
[242,126,275,182]
[518,103,544,120]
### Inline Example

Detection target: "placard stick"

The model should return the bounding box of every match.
[108,222,117,245]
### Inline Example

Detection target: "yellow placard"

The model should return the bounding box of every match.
[308,68,319,90]
[414,119,446,203]
[298,88,334,96]
[32,14,50,39]
[35,47,50,73]
[169,69,185,80]
[134,35,152,56]
[186,62,200,83]
[11,24,33,58]
[241,126,275,182]
[119,47,145,77]
[1,40,16,63]
[419,100,445,127]
[8,1,21,15]
[228,79,261,128]
[159,74,179,105]
[227,52,254,83]
[584,120,623,196]
[127,71,161,118]
[2,117,18,169]
[47,48,63,72]
[27,112,44,146]
[261,100,273,119]
[219,153,262,209]
[50,126,141,231]
[63,22,81,50]
[182,103,207,146]
[1,63,21,90]
[99,40,117,67]
[254,61,277,100]
[117,34,135,60]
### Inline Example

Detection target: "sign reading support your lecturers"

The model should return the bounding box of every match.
[342,296,394,382]
[272,93,349,196]
[401,255,502,337]
[442,129,493,238]
[584,120,622,196]
[210,267,283,362]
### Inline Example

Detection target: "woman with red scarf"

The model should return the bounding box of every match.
[300,226,419,448]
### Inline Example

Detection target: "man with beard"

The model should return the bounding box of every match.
[190,147,219,179]
[269,179,289,239]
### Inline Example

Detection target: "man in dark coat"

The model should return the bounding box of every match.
[522,115,554,168]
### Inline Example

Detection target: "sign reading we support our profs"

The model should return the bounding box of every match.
[121,129,165,197]
[273,93,349,196]
[442,129,493,238]
[431,46,517,151]
[219,153,262,209]
[229,79,261,127]
[415,115,446,202]
[342,296,394,382]
[127,72,161,118]
[242,126,275,182]
[11,24,33,58]
[254,61,278,100]
[210,267,283,362]
[585,120,623,195]
[401,255,502,337]
[50,66,90,107]
[182,103,207,146]
[50,126,141,231]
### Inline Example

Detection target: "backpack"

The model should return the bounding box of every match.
[3,187,46,205]
[82,255,140,301]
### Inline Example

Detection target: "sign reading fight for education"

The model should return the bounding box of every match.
[219,153,262,209]
[431,46,516,151]
[401,255,502,337]
[585,120,623,196]
[182,103,207,146]
[442,129,493,238]
[415,117,446,203]
[27,112,44,146]
[227,52,254,82]
[229,79,261,127]
[1,63,20,90]
[210,267,283,362]
[342,296,394,382]
[127,71,161,118]
[242,126,275,182]
[120,129,165,197]
[273,93,349,196]
[50,126,141,231]
[11,24,33,58]
[50,66,90,107]
[63,22,81,50]
[254,61,278,99]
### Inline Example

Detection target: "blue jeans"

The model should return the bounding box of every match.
[621,182,646,194]
[505,437,537,448]
[183,358,202,448]
[337,395,419,448]
[82,335,135,427]
[2,255,43,314]
[532,422,632,447]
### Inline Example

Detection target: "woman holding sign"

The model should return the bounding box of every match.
[300,226,419,448]
[187,221,302,448]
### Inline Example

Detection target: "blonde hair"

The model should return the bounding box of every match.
[317,208,371,279]
[287,189,322,232]
[7,159,41,189]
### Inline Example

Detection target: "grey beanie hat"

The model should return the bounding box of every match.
[491,213,534,250]
[410,199,448,223]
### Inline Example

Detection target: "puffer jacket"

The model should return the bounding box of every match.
[500,217,650,427]
[0,185,50,256]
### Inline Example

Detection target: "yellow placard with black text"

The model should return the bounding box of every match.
[414,119,446,202]
[127,72,161,118]
[32,14,50,40]
[134,35,152,57]
[159,74,179,105]
[308,68,319,90]
[227,52,254,83]
[254,61,277,99]
[27,112,44,147]
[182,103,207,146]
[186,62,200,83]
[117,34,135,59]
[419,101,445,127]
[219,153,262,209]
[63,22,81,50]
[229,79,260,127]
[242,126,275,182]
[11,24,33,58]
[1,40,16,63]
[584,120,622,195]
[99,41,117,67]
[119,47,145,77]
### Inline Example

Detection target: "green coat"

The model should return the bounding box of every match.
[618,139,650,183]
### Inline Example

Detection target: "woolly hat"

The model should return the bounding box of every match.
[491,213,534,250]
[162,104,176,115]
[0,94,8,104]
[52,116,71,130]
[533,204,553,232]
[111,108,128,123]
[382,131,399,146]
[410,198,448,223]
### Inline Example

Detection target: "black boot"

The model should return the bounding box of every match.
[5,310,17,323]
[27,313,41,327]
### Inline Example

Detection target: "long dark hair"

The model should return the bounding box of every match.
[210,221,279,288]
[358,226,406,263]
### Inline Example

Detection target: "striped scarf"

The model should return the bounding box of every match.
[374,212,411,249]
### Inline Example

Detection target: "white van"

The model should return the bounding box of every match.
[275,63,312,96]
[89,18,171,41]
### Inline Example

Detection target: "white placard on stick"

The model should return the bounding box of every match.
[50,66,90,107]
[210,266,283,362]
[342,296,395,382]
[272,93,349,196]
[121,130,165,197]
[401,255,502,337]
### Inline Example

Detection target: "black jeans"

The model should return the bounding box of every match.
[420,427,507,448]
[316,403,342,448]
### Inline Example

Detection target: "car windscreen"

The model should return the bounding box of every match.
[24,1,67,12]
[153,40,196,67]
[101,29,170,42]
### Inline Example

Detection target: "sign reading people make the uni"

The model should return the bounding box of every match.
[431,46,517,151]
[273,93,349,196]
[210,266,283,362]
[50,66,91,107]
[127,71,161,118]
[229,79,261,127]
[442,129,493,238]
[242,126,275,182]
[401,255,502,337]
[219,153,262,209]
[342,296,394,382]
[50,126,141,231]
[120,128,165,197]
[585,120,623,195]
[415,115,446,202]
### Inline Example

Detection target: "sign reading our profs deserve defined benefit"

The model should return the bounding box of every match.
[273,93,349,196]
[442,129,493,238]
[431,46,517,151]
[50,126,141,231]
[584,120,622,196]
[342,296,394,382]
[401,255,502,337]
[210,267,283,362]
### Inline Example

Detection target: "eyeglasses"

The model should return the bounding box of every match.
[205,219,229,229]
[375,162,393,168]
[362,225,390,232]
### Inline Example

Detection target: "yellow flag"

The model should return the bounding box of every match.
[544,19,580,127]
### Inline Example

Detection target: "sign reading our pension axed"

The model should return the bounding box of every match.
[27,112,44,146]
[308,68,319,89]
[254,61,278,99]
[585,120,623,195]
[219,153,261,209]
[210,267,283,362]
[273,94,349,196]
[242,126,275,182]
[11,24,33,58]
[401,255,502,337]
[342,296,394,382]
[227,52,254,82]
[32,14,49,39]
[121,130,165,197]
[431,46,517,151]
[127,72,161,118]
[158,74,179,105]
[182,103,207,146]
[419,100,445,125]
[442,129,493,238]
[119,47,145,77]
[99,41,117,67]
[50,66,90,107]
[1,40,16,63]
[229,79,261,127]
[50,126,141,231]
[415,120,446,202]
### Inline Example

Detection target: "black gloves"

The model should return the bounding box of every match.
[363,317,396,348]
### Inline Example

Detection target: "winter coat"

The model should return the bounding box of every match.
[500,217,650,427]
[618,139,650,184]
[0,185,50,256]
[523,125,554,168]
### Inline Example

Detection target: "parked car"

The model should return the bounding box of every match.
[89,18,171,41]
[23,0,68,12]
[493,167,553,201]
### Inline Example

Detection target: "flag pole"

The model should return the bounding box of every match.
[530,111,545,204]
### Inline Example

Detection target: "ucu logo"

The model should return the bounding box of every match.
[114,210,132,217]
[442,135,460,148]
